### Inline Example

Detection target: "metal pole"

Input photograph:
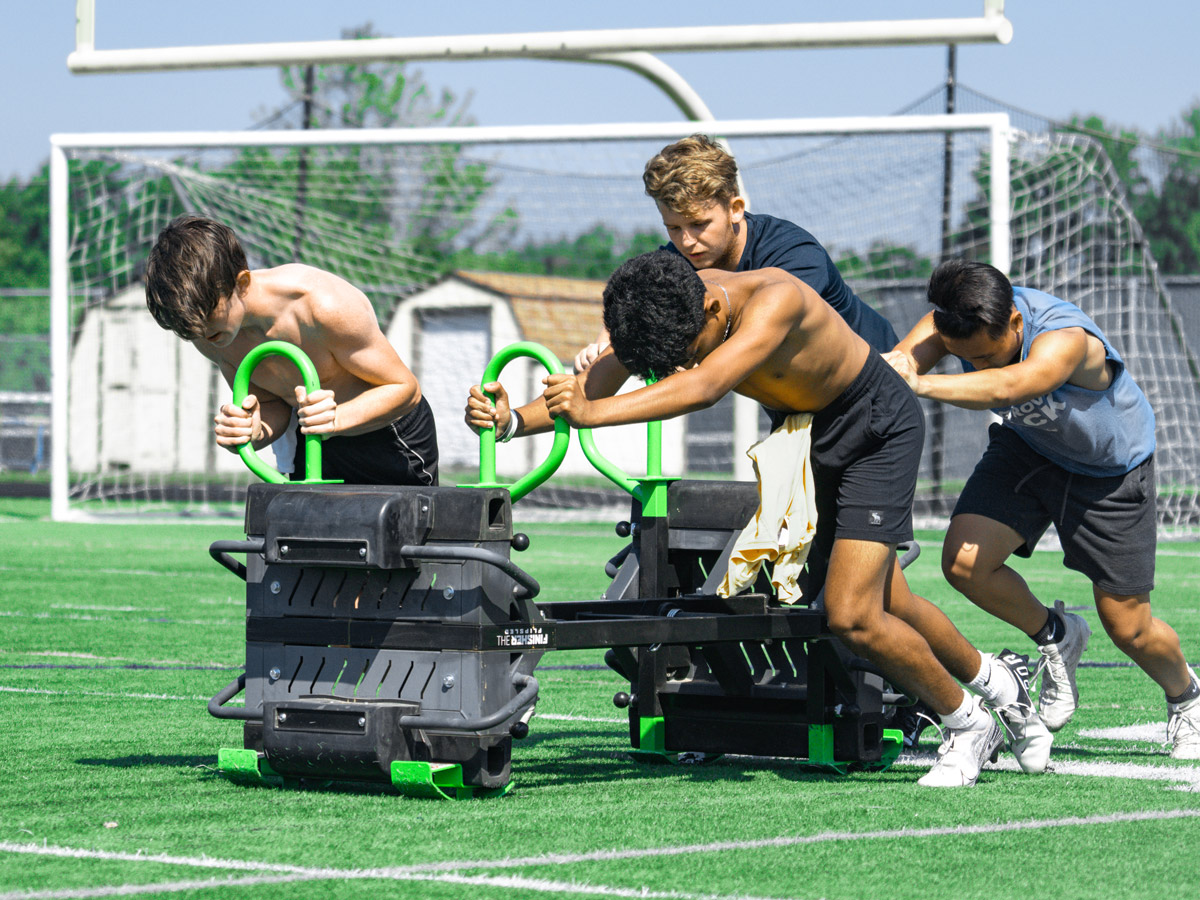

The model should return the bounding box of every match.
[940,45,957,261]
[930,44,956,511]
[49,144,70,521]
[293,64,315,261]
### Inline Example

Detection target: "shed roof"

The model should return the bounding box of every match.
[454,270,605,362]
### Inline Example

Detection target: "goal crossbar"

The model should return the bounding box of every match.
[70,3,1012,74]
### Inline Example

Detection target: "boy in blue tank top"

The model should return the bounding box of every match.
[886,259,1199,759]
[573,134,897,372]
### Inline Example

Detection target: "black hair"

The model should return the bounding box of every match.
[927,259,1015,340]
[602,250,707,380]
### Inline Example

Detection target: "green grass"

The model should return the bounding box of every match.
[2,497,1199,899]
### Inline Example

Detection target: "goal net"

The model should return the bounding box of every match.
[51,117,1200,533]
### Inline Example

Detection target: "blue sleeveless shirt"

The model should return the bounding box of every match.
[958,286,1155,477]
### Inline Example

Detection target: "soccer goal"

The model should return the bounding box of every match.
[49,114,1200,532]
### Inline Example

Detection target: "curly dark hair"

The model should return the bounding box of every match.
[145,216,248,340]
[927,259,1015,340]
[602,250,707,380]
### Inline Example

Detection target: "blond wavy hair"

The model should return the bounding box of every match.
[642,134,740,215]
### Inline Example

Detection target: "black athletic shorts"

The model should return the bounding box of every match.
[768,351,925,592]
[953,423,1156,595]
[290,395,439,487]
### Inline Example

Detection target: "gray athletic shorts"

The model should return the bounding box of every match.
[953,423,1156,595]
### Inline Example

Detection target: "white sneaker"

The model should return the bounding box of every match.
[918,698,1003,787]
[1167,671,1200,760]
[1036,600,1091,732]
[989,650,1053,774]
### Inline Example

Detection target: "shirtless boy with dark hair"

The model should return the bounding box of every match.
[468,250,1052,786]
[145,215,437,486]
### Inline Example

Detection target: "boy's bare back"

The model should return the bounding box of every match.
[195,263,411,414]
[684,267,870,416]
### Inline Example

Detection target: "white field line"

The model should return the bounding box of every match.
[389,871,795,900]
[0,611,234,627]
[0,686,215,703]
[0,651,237,669]
[0,873,321,900]
[0,871,792,900]
[0,842,324,874]
[48,605,167,613]
[1080,723,1167,742]
[893,750,1200,791]
[0,565,197,577]
[380,809,1200,874]
[4,809,1200,900]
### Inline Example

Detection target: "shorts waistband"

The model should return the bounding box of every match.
[816,350,889,422]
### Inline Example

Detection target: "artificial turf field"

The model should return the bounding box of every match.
[1,496,1198,900]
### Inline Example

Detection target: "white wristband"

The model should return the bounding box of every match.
[497,411,520,443]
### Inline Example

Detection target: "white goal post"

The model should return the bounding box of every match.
[49,114,1012,520]
[69,2,1012,75]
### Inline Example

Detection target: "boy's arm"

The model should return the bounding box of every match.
[887,311,948,375]
[904,327,1090,410]
[466,348,630,437]
[304,290,421,437]
[212,360,294,450]
[544,284,793,428]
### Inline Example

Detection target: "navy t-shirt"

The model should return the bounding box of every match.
[666,211,898,353]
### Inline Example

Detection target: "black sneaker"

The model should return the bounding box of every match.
[892,698,941,749]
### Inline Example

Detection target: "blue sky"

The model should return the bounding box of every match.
[4,1,1197,181]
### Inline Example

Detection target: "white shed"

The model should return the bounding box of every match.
[67,284,297,481]
[67,284,246,477]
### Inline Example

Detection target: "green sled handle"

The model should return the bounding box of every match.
[577,375,669,509]
[231,340,338,484]
[473,342,570,504]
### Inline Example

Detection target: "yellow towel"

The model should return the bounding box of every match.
[718,413,817,604]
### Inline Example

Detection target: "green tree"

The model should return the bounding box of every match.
[450,225,664,279]
[1060,108,1200,275]
[269,24,494,269]
[0,167,50,290]
[954,135,1136,281]
[833,242,934,281]
[1063,115,1150,203]
[1138,106,1200,273]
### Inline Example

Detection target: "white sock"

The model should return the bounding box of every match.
[970,653,1018,707]
[968,653,993,697]
[940,690,979,730]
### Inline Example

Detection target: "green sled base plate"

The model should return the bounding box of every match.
[626,721,904,775]
[216,748,284,787]
[215,750,509,799]
[389,761,510,800]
